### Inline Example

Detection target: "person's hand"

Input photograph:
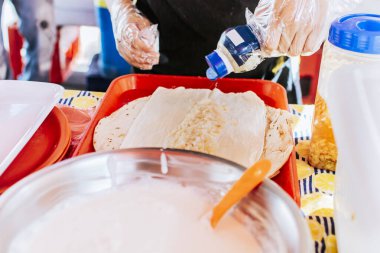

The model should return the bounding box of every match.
[109,0,159,70]
[266,0,330,56]
[250,0,362,56]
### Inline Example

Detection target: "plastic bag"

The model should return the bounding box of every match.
[248,0,362,56]
[109,0,159,69]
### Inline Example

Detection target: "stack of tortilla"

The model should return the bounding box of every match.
[93,87,294,176]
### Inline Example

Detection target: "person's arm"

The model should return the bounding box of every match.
[106,0,159,70]
[250,0,362,56]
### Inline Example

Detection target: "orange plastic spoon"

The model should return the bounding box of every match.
[210,159,271,228]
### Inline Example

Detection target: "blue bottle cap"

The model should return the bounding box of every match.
[329,14,380,54]
[205,51,229,80]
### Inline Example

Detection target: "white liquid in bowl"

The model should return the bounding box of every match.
[8,179,262,253]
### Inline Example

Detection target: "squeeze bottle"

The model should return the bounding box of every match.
[205,10,265,80]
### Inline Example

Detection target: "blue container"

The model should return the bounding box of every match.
[95,5,131,78]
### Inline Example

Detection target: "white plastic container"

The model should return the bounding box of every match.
[330,64,380,253]
[0,81,63,175]
[309,14,380,171]
[317,14,380,252]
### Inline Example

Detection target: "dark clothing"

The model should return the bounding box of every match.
[135,0,301,103]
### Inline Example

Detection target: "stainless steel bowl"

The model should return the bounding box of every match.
[0,148,312,252]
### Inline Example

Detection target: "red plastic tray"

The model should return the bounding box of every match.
[0,107,71,193]
[74,74,300,205]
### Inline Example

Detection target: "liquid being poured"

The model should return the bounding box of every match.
[208,80,219,90]
[107,156,120,188]
[160,151,168,175]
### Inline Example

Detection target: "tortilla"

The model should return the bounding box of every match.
[261,106,294,176]
[207,89,267,166]
[121,87,212,148]
[93,88,293,177]
[93,97,149,151]
[122,88,267,167]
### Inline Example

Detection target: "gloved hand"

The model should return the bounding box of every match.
[249,0,362,56]
[108,0,159,70]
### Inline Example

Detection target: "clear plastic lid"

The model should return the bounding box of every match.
[0,81,64,175]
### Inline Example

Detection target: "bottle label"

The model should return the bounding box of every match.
[222,25,261,67]
[226,30,244,46]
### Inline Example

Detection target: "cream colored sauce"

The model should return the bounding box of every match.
[8,180,262,253]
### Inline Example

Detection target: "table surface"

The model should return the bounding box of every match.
[60,90,336,253]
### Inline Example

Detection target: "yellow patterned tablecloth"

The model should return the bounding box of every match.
[60,90,337,253]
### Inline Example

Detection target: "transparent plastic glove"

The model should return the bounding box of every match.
[249,0,362,56]
[109,0,159,70]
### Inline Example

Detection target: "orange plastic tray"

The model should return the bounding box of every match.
[74,74,300,205]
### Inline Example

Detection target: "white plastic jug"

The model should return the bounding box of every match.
[330,64,380,252]
[309,14,380,171]
[324,14,380,252]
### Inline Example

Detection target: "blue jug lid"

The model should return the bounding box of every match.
[329,14,380,54]
[205,51,229,80]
